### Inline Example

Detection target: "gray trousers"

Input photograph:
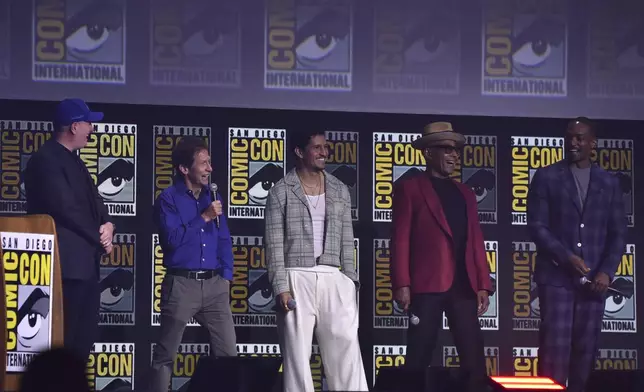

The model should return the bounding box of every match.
[149,273,237,392]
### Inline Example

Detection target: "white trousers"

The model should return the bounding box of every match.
[277,266,369,392]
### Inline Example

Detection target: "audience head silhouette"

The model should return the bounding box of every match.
[19,347,90,392]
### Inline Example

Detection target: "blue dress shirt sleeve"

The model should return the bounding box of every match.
[154,192,207,251]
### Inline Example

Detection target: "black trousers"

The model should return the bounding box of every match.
[62,279,100,363]
[405,280,487,390]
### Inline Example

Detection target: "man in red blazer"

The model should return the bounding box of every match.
[390,122,493,390]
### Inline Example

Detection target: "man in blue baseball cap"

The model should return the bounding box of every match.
[23,98,115,364]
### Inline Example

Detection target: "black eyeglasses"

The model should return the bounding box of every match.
[430,145,461,155]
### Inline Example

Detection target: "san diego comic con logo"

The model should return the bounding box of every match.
[0,120,53,214]
[149,0,241,87]
[482,0,567,97]
[591,139,635,227]
[99,234,135,326]
[602,244,637,333]
[373,239,407,329]
[237,344,328,392]
[444,241,499,331]
[150,343,209,391]
[450,135,498,224]
[595,349,638,370]
[230,236,277,327]
[153,125,210,203]
[151,234,198,327]
[79,123,136,216]
[512,241,540,332]
[512,347,538,377]
[325,131,359,220]
[373,132,496,224]
[587,0,644,98]
[0,0,9,80]
[443,346,500,376]
[373,345,405,386]
[510,136,564,225]
[228,127,286,219]
[372,0,461,94]
[32,0,126,84]
[2,232,55,372]
[264,0,353,91]
[372,132,425,223]
[86,343,134,391]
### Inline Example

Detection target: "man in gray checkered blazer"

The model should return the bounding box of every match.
[264,129,368,392]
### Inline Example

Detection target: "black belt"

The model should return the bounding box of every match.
[166,268,221,281]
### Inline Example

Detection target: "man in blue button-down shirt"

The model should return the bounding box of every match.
[148,136,237,392]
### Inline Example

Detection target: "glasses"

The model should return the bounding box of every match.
[430,145,461,155]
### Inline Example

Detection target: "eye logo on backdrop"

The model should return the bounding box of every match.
[79,123,137,216]
[591,139,635,227]
[264,0,353,91]
[230,236,276,327]
[228,127,286,219]
[1,232,55,372]
[99,234,135,326]
[442,346,500,376]
[150,343,209,391]
[153,125,211,203]
[595,349,638,370]
[373,239,407,329]
[602,244,637,333]
[0,120,53,214]
[237,344,328,391]
[372,0,461,94]
[86,343,134,391]
[373,132,425,222]
[149,0,241,87]
[151,234,198,326]
[325,130,359,220]
[444,241,498,330]
[373,345,406,387]
[0,0,9,80]
[587,0,644,98]
[512,241,539,332]
[512,347,538,376]
[32,0,126,84]
[453,135,498,224]
[510,136,564,225]
[482,0,568,97]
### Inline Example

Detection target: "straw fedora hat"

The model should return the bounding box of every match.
[411,122,465,150]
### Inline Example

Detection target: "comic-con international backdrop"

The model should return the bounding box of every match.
[0,0,643,121]
[0,99,642,391]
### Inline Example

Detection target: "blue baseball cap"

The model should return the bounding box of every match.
[55,98,104,127]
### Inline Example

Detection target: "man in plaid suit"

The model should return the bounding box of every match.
[527,117,627,392]
[264,129,368,392]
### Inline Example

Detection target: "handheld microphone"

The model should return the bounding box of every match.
[210,183,220,228]
[287,298,297,310]
[579,276,624,296]
[409,312,419,325]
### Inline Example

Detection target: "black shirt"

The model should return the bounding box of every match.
[429,176,470,289]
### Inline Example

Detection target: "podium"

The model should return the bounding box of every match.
[0,215,64,391]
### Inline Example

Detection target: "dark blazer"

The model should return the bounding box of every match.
[527,160,627,288]
[23,139,111,281]
[390,172,493,294]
